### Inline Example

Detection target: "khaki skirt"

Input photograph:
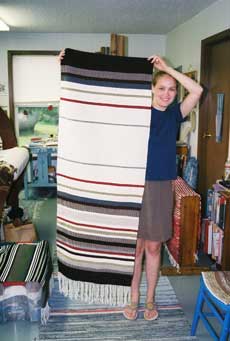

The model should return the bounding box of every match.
[137,180,174,242]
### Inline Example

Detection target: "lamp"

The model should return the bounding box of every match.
[0,19,9,31]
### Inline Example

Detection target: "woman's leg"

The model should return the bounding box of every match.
[123,238,145,319]
[144,240,161,319]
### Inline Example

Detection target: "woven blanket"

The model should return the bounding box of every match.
[57,48,152,305]
[165,177,201,268]
[0,241,53,307]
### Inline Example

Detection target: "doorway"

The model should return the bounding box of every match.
[198,29,230,207]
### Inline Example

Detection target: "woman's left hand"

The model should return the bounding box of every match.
[148,55,168,72]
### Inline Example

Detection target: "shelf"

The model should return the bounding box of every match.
[24,145,57,199]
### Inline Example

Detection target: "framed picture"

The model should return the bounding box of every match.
[180,70,198,101]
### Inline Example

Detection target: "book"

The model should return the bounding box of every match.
[206,189,214,219]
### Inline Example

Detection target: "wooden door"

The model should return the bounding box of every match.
[198,30,230,208]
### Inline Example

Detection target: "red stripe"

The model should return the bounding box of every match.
[57,173,144,188]
[57,215,137,233]
[60,97,151,110]
[3,282,26,287]
[57,239,133,257]
[51,305,181,315]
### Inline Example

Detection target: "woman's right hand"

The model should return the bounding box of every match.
[148,55,169,72]
[58,49,65,62]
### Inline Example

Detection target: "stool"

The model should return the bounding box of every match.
[191,271,230,340]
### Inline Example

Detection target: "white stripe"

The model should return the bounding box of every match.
[57,245,133,266]
[57,119,149,170]
[57,157,146,187]
[58,252,134,273]
[61,80,151,97]
[57,204,139,230]
[57,183,142,204]
[31,242,48,282]
[0,245,19,281]
[57,222,137,241]
[25,242,43,281]
[61,87,151,107]
[26,241,47,282]
[59,99,151,126]
[57,176,144,196]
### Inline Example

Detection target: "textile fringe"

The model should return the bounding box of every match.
[41,301,50,325]
[164,244,180,271]
[58,272,131,306]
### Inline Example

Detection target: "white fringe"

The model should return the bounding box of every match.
[41,301,50,325]
[58,272,131,306]
[164,243,180,271]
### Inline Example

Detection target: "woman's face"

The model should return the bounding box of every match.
[152,74,177,110]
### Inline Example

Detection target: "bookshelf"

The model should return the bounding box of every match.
[221,192,230,269]
[203,184,230,270]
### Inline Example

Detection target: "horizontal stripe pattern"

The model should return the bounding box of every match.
[57,49,152,299]
[39,276,195,340]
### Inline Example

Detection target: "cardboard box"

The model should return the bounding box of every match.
[4,222,38,242]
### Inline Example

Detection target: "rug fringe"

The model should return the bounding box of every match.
[58,272,130,306]
[164,244,180,271]
[41,301,50,325]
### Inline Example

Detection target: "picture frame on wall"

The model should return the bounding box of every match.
[180,70,198,102]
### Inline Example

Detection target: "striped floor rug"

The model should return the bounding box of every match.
[39,274,196,340]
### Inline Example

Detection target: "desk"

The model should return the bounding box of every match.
[24,144,57,199]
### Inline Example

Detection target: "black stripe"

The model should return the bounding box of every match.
[62,72,151,85]
[57,229,136,249]
[58,260,132,286]
[58,243,134,262]
[57,191,141,211]
[62,49,152,75]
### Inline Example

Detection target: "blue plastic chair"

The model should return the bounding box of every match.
[191,272,230,340]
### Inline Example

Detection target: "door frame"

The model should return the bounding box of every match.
[197,29,230,200]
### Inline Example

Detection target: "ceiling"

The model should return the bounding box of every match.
[0,0,218,34]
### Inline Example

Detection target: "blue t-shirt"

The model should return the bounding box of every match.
[145,103,184,181]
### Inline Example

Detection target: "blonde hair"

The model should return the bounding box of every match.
[153,71,177,87]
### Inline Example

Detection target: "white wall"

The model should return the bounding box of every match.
[0,32,166,108]
[166,0,230,156]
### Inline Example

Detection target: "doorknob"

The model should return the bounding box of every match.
[203,133,212,138]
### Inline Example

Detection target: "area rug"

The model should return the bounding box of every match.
[57,48,153,304]
[39,274,196,340]
[19,191,50,222]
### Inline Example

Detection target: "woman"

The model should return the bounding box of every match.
[123,55,203,321]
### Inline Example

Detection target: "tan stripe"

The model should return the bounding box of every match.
[57,183,142,198]
[57,234,135,254]
[57,226,136,245]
